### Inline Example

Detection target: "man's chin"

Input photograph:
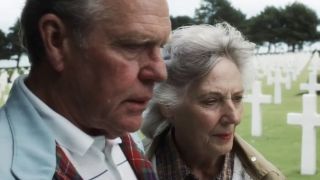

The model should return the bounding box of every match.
[124,117,142,132]
[108,116,142,137]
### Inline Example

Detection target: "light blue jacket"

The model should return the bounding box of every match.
[0,79,57,179]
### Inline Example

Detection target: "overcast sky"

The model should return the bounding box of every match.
[1,0,320,33]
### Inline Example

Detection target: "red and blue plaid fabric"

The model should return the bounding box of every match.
[53,135,156,180]
[120,134,157,180]
[53,145,82,180]
[155,128,234,180]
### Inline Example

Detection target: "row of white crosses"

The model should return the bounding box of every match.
[0,70,10,102]
[0,70,9,92]
[0,68,29,103]
[0,55,31,102]
[245,52,310,137]
[287,53,320,175]
[256,53,309,104]
[246,52,320,175]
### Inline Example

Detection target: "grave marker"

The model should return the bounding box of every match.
[287,94,320,175]
[300,72,320,95]
[245,80,272,136]
[273,67,283,104]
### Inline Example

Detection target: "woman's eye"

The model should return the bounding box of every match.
[202,98,219,105]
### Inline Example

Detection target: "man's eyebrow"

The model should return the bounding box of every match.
[114,31,167,45]
[232,90,244,94]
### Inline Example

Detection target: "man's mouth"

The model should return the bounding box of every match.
[125,97,151,112]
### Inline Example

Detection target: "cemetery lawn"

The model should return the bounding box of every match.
[0,57,318,180]
[237,65,320,180]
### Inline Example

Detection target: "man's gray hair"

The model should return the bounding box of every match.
[142,22,255,138]
[20,0,109,65]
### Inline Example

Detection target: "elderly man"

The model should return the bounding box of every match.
[0,0,170,179]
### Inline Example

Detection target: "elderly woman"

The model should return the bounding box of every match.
[141,23,285,180]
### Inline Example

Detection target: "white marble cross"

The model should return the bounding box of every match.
[308,55,320,75]
[266,69,274,86]
[10,69,20,83]
[287,94,320,175]
[273,67,283,104]
[300,72,320,95]
[0,70,9,94]
[287,64,298,82]
[245,80,272,137]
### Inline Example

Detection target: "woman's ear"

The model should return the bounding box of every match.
[38,14,67,72]
[159,104,173,119]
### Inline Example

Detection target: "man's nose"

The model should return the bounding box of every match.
[139,47,167,82]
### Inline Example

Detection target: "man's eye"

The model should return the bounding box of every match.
[118,43,148,59]
[123,44,145,51]
[232,95,243,103]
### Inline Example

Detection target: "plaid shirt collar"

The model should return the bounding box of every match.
[54,134,157,180]
[155,128,234,180]
[120,134,157,180]
[53,145,82,180]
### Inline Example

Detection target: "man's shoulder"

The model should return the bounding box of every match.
[0,105,15,179]
[0,104,7,118]
[0,99,57,179]
[0,104,12,144]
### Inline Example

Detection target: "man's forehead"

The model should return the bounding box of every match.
[110,28,170,45]
[107,18,170,43]
[105,0,169,14]
[94,0,171,44]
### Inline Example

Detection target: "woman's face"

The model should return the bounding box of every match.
[170,57,244,158]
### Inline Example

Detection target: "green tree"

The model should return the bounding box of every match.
[6,20,24,68]
[247,3,319,53]
[247,6,283,52]
[194,0,246,32]
[281,2,319,52]
[170,16,195,30]
[0,29,10,59]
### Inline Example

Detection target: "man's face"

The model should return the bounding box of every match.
[63,0,171,138]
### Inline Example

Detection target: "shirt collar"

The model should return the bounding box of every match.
[92,136,122,152]
[18,75,93,156]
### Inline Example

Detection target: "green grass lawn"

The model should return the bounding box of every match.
[237,64,320,179]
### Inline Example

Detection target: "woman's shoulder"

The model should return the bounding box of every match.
[233,134,286,180]
[143,126,171,159]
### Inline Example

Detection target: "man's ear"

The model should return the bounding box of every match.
[39,14,68,72]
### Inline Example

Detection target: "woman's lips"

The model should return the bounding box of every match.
[213,133,233,141]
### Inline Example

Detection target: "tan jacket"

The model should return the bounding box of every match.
[145,129,285,180]
[234,134,286,180]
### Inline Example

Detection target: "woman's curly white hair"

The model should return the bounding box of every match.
[142,22,255,139]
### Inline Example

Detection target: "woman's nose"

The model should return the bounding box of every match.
[221,99,242,125]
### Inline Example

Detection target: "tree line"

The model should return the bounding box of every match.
[0,21,23,68]
[171,0,320,53]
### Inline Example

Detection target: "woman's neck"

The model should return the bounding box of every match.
[172,130,225,179]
